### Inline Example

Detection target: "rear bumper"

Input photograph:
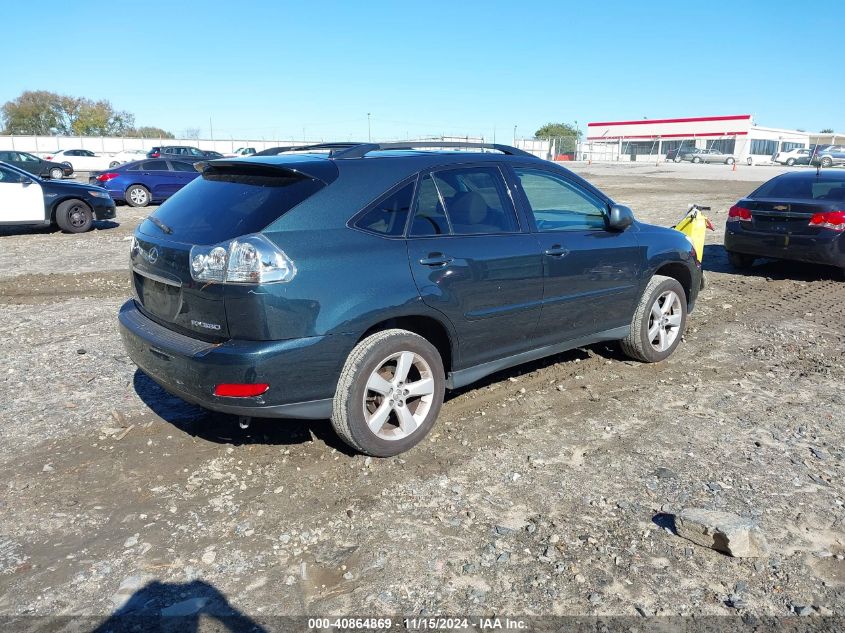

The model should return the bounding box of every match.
[118,300,352,419]
[724,228,845,268]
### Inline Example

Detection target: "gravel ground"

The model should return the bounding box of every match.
[0,165,843,625]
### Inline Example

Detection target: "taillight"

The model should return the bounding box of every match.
[727,205,752,222]
[214,383,269,398]
[190,233,296,285]
[809,211,845,231]
[150,152,160,158]
[96,172,119,182]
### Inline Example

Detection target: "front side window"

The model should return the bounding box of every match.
[515,168,607,232]
[409,166,518,237]
[355,181,414,236]
[0,165,25,183]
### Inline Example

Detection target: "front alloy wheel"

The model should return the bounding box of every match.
[620,274,687,363]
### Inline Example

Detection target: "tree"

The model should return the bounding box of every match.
[534,122,581,154]
[820,128,834,134]
[126,126,175,139]
[1,90,164,137]
[184,127,200,140]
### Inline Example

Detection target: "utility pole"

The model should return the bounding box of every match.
[513,124,517,146]
[367,113,372,142]
[209,117,214,141]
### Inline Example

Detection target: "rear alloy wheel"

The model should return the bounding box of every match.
[821,157,833,168]
[109,161,120,168]
[332,329,445,456]
[786,158,796,167]
[726,157,735,165]
[49,167,64,179]
[620,275,687,363]
[126,185,151,207]
[55,199,93,233]
[728,251,756,269]
[692,157,701,164]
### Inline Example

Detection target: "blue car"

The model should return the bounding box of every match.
[89,159,201,207]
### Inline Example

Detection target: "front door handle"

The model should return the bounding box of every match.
[544,245,569,257]
[419,253,453,267]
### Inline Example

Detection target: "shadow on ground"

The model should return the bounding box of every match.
[132,370,355,455]
[704,243,843,280]
[91,579,268,633]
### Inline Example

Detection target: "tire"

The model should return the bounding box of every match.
[332,329,445,456]
[747,157,753,166]
[126,185,151,207]
[786,158,796,166]
[673,157,681,163]
[48,167,64,179]
[620,275,687,363]
[821,157,833,168]
[727,251,755,269]
[692,157,701,164]
[109,161,120,168]
[54,199,93,233]
[726,157,735,165]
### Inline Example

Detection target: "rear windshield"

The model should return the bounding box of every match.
[752,175,845,201]
[140,166,325,243]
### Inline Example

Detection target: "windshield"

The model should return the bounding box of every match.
[140,165,325,243]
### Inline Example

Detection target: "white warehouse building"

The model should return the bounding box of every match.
[583,114,809,164]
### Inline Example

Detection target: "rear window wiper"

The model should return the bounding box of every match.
[149,216,173,235]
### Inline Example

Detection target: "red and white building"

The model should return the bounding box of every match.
[583,114,809,164]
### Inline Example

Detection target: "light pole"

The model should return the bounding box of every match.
[367,113,372,142]
[513,124,517,146]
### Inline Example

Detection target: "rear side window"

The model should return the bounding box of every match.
[171,161,197,172]
[142,160,168,171]
[141,165,325,243]
[410,166,518,236]
[354,181,414,236]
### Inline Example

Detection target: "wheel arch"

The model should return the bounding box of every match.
[653,261,693,307]
[359,314,455,375]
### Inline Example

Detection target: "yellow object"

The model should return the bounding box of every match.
[674,207,710,262]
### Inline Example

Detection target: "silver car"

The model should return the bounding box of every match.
[683,148,736,165]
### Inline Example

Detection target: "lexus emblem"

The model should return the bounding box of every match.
[146,247,159,264]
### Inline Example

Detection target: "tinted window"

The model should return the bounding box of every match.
[515,168,607,231]
[142,165,325,243]
[410,174,450,236]
[171,161,197,172]
[18,152,39,162]
[142,160,168,171]
[0,165,26,183]
[0,151,13,161]
[355,181,414,236]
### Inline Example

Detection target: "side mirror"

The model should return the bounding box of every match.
[21,176,34,186]
[608,204,635,231]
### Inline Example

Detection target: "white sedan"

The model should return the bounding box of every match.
[107,149,149,167]
[43,149,114,172]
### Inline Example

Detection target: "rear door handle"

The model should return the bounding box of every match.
[544,245,569,257]
[419,253,454,267]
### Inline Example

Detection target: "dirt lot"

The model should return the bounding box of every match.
[0,164,843,625]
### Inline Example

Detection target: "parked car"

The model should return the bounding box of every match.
[119,141,702,456]
[0,150,72,179]
[724,171,845,274]
[814,145,845,168]
[43,149,113,172]
[773,147,812,166]
[146,146,221,161]
[108,149,149,167]
[0,161,115,232]
[682,148,736,165]
[665,147,695,162]
[226,147,257,157]
[90,159,201,207]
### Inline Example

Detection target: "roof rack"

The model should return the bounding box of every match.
[253,142,361,157]
[331,141,535,159]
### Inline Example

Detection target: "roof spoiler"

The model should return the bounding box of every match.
[194,159,339,185]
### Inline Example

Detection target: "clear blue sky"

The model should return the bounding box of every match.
[4,0,843,141]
